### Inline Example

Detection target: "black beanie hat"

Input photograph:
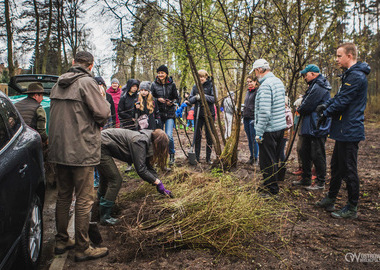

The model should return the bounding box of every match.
[157,65,169,74]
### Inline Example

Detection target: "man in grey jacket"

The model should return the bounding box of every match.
[49,51,111,262]
[251,59,287,196]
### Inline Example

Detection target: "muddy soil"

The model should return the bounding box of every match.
[40,119,380,270]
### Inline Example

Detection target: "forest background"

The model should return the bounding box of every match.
[1,0,380,166]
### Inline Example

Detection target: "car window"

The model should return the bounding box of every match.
[0,114,9,150]
[0,97,21,137]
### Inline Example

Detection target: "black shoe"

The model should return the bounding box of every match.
[206,159,213,165]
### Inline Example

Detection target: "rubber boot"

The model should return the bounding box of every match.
[99,197,119,226]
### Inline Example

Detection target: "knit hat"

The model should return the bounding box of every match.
[94,76,106,86]
[157,65,169,74]
[249,59,270,74]
[25,83,44,94]
[300,64,320,74]
[139,81,151,91]
[111,78,120,85]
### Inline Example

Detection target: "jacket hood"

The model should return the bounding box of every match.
[107,86,121,94]
[313,74,332,91]
[57,65,93,88]
[154,76,174,85]
[347,61,371,76]
[122,79,140,92]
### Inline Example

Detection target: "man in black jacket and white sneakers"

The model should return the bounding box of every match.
[315,43,371,219]
[292,64,331,190]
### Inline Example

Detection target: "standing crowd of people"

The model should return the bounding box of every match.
[14,42,370,263]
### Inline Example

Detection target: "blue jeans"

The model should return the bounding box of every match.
[162,118,175,154]
[243,118,259,159]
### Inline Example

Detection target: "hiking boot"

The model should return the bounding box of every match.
[315,195,336,212]
[169,154,175,166]
[292,179,311,186]
[74,246,109,262]
[55,238,75,255]
[305,182,325,191]
[292,168,303,175]
[331,204,358,219]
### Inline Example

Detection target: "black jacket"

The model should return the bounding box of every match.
[106,93,116,127]
[243,87,258,119]
[189,78,216,118]
[118,79,139,129]
[151,77,179,120]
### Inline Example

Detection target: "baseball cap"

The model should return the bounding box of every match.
[300,64,320,74]
[249,59,270,74]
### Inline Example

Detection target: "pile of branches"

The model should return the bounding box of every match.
[115,167,296,259]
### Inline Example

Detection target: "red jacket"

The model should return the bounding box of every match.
[107,86,122,126]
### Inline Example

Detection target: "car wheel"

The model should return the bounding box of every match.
[19,195,43,269]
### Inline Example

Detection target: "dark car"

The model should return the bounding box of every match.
[8,74,58,97]
[0,91,45,269]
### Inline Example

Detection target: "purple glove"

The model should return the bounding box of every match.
[156,182,172,197]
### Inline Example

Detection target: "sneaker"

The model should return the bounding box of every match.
[331,204,358,219]
[55,238,75,255]
[292,168,303,175]
[124,165,133,172]
[292,179,311,186]
[206,159,213,165]
[75,246,109,262]
[305,182,325,191]
[315,195,336,212]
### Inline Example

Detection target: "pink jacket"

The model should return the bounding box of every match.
[107,86,122,126]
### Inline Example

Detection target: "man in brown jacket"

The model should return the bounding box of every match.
[48,51,111,262]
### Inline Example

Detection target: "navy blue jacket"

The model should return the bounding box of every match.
[323,62,371,141]
[298,74,331,137]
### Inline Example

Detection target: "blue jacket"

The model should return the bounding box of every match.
[254,72,287,137]
[298,74,331,137]
[323,62,371,141]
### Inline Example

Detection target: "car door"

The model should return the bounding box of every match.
[0,97,31,267]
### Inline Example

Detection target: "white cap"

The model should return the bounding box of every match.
[249,59,270,74]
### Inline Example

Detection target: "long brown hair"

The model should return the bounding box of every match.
[151,129,169,170]
[138,92,155,114]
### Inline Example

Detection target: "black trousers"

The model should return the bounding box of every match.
[328,141,360,206]
[259,129,284,194]
[194,116,213,161]
[300,136,327,184]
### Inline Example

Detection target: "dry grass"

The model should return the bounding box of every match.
[116,166,298,259]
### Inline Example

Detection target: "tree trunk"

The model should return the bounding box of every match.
[5,0,14,77]
[41,0,53,74]
[33,0,40,74]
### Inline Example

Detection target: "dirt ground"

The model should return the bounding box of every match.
[39,118,380,270]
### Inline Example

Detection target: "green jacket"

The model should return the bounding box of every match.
[101,128,157,184]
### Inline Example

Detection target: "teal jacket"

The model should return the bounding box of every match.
[254,72,287,137]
